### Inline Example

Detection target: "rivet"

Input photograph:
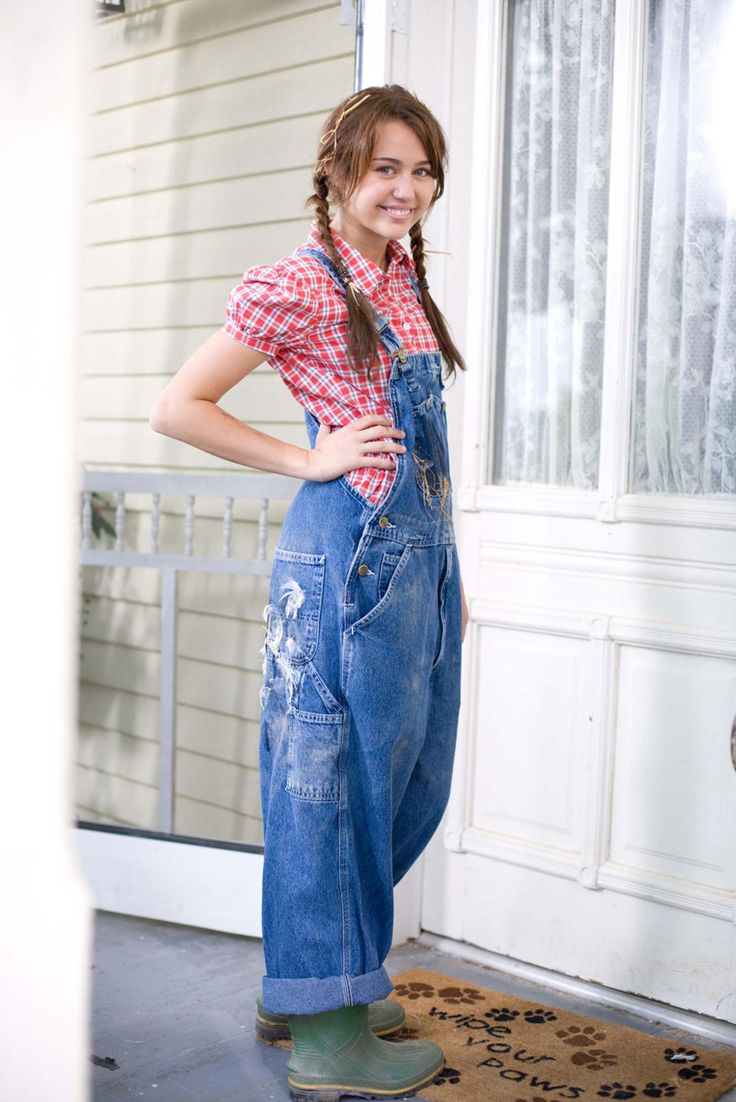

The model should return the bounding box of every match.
[378,516,390,529]
[358,563,370,576]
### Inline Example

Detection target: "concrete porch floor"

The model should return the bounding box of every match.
[89,911,736,1102]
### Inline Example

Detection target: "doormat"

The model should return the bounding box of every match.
[387,968,736,1102]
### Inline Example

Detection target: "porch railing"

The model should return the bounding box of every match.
[79,469,300,833]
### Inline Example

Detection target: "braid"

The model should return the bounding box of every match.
[409,223,466,380]
[306,173,382,378]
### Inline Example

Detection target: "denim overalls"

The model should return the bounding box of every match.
[258,245,462,1016]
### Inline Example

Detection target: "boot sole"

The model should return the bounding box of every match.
[287,1057,445,1101]
[255,1015,404,1044]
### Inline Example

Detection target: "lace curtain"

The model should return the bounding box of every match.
[494,0,615,488]
[633,0,736,494]
[493,0,736,496]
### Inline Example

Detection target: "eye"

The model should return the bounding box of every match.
[376,165,395,174]
[415,167,432,177]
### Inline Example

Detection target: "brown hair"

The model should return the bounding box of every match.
[305,84,466,380]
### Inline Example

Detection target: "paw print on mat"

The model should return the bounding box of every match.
[556,1024,608,1047]
[393,981,435,1000]
[597,1082,638,1099]
[438,986,484,1005]
[642,1083,678,1097]
[485,1006,520,1022]
[435,1065,462,1085]
[664,1047,698,1064]
[676,1064,717,1083]
[524,1008,558,1024]
[571,1048,618,1071]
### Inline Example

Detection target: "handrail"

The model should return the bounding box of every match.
[79,468,300,833]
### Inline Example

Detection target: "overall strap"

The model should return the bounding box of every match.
[294,245,419,362]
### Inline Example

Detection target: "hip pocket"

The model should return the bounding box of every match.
[266,547,325,663]
[286,707,343,802]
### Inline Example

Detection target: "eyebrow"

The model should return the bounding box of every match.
[371,157,432,166]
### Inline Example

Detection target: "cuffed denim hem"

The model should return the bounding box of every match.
[262,965,394,1015]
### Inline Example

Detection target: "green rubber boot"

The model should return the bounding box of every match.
[255,994,405,1042]
[285,1003,445,1101]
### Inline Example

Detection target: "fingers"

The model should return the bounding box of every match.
[364,441,406,456]
[355,424,406,444]
[350,413,395,428]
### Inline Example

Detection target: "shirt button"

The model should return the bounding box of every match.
[378,516,390,529]
[358,563,370,576]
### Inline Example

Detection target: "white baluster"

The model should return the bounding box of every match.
[150,492,161,553]
[223,496,234,558]
[114,492,125,552]
[257,497,269,560]
[184,494,195,555]
[81,491,92,550]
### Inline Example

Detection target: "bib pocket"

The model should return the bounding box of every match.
[410,393,452,511]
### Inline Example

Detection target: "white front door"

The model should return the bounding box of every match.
[423,0,736,1023]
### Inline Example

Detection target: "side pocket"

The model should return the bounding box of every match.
[286,708,343,802]
[377,552,403,602]
[431,545,454,672]
[348,544,412,634]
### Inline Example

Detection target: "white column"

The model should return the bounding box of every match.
[360,0,393,86]
[0,2,93,1100]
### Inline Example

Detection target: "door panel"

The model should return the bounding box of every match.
[609,647,736,892]
[470,624,591,853]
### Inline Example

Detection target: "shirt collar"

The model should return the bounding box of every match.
[306,221,412,296]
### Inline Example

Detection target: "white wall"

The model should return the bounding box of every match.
[0,1,92,1099]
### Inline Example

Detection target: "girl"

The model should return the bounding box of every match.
[150,83,468,1102]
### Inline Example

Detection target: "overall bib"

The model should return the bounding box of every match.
[258,245,462,1016]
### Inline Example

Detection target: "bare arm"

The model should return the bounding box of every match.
[149,331,406,480]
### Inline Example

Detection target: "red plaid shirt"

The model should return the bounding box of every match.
[221,221,439,505]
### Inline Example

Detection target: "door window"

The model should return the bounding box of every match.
[491,0,736,499]
[492,0,616,489]
[632,0,736,496]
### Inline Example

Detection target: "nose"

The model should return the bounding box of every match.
[391,172,415,200]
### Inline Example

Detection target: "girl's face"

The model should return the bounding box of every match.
[328,120,436,266]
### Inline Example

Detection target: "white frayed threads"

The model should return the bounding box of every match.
[263,603,283,655]
[280,577,306,618]
[279,577,306,621]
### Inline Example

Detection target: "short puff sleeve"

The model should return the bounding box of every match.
[221,262,319,358]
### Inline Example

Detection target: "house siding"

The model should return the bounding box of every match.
[78,0,355,843]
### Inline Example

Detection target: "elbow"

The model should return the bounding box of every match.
[149,396,174,436]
